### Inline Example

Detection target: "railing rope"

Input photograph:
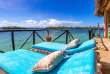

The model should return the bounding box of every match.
[52,31,66,42]
[46,30,49,37]
[52,30,74,43]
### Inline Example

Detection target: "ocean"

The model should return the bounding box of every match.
[0,28,104,52]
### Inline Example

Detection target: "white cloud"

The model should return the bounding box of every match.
[48,19,62,25]
[0,19,83,28]
[37,19,82,27]
[0,20,20,27]
[42,19,82,27]
[23,20,38,24]
[48,19,82,25]
[2,21,9,23]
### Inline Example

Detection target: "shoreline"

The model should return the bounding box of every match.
[46,26,104,30]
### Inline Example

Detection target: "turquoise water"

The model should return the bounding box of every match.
[0,29,104,52]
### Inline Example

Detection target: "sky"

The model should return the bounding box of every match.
[0,0,104,28]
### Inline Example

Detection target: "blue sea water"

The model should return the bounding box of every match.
[0,28,104,52]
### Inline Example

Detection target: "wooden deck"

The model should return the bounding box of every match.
[94,37,110,74]
[0,69,7,74]
[1,37,110,74]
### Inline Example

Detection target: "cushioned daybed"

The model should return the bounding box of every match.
[32,39,96,54]
[0,49,96,74]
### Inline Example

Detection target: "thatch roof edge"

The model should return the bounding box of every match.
[94,0,109,17]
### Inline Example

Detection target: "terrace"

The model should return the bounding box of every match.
[0,28,102,74]
[89,28,110,74]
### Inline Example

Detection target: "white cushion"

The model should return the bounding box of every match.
[31,50,66,72]
[65,39,80,50]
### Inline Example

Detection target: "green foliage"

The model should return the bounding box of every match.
[2,26,26,29]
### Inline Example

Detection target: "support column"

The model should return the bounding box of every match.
[104,10,108,38]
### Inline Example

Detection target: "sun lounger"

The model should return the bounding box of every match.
[32,39,96,54]
[0,49,96,74]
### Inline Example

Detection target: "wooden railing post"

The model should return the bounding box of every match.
[89,29,94,40]
[33,31,35,45]
[66,30,68,44]
[89,30,91,40]
[91,29,93,39]
[11,31,15,51]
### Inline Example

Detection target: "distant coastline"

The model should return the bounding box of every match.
[46,26,104,29]
[1,26,104,29]
[2,26,27,29]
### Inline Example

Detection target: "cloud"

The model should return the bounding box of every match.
[48,19,82,25]
[0,20,37,27]
[2,21,9,23]
[0,19,83,28]
[37,19,82,27]
[23,20,38,24]
[1,21,19,26]
[38,19,82,27]
[0,20,22,27]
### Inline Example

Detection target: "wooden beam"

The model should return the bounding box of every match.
[89,30,91,40]
[0,50,5,53]
[105,1,110,10]
[104,10,108,38]
[33,31,35,45]
[20,33,33,49]
[52,31,66,42]
[66,30,68,44]
[35,32,45,42]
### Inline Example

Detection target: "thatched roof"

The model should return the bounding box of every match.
[94,0,109,17]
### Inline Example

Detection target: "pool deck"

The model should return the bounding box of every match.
[94,37,110,74]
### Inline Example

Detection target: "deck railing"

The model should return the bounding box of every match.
[0,29,74,53]
[88,29,104,40]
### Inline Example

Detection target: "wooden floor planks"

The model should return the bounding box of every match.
[0,69,7,74]
[94,37,110,74]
